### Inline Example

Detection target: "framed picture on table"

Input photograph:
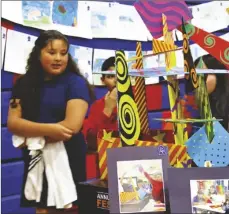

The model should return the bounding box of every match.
[107,146,170,214]
[168,168,229,214]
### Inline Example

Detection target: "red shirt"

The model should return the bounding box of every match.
[143,171,164,203]
[82,97,118,149]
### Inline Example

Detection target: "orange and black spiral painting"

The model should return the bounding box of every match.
[182,19,199,93]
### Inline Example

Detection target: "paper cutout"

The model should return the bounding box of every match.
[135,141,189,165]
[116,50,141,146]
[98,137,122,180]
[152,118,221,124]
[134,0,192,38]
[179,23,229,69]
[52,1,78,27]
[134,42,150,135]
[195,57,214,142]
[174,158,192,168]
[97,136,189,180]
[162,14,187,145]
[181,19,199,93]
[152,131,165,142]
[93,67,229,77]
[186,121,229,167]
[102,130,113,141]
[153,39,178,55]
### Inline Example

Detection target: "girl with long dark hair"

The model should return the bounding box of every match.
[7,30,95,213]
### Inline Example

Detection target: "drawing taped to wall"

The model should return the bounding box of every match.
[22,1,52,27]
[52,1,78,27]
[69,44,93,84]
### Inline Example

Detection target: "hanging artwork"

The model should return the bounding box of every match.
[22,1,52,27]
[52,1,78,27]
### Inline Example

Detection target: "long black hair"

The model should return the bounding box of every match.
[194,54,229,125]
[11,30,95,121]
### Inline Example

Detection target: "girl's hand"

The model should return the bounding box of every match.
[47,124,73,141]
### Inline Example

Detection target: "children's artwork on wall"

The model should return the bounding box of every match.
[22,1,52,27]
[52,1,78,27]
[115,4,152,41]
[92,49,115,85]
[2,1,92,39]
[4,30,37,75]
[168,168,229,214]
[88,1,118,38]
[2,1,23,24]
[134,0,193,39]
[191,1,229,33]
[107,146,169,214]
[69,44,93,84]
[2,27,7,68]
[190,179,229,214]
[47,1,92,39]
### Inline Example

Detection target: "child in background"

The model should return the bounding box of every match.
[194,54,229,131]
[83,57,118,150]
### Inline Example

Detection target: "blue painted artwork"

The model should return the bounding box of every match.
[91,12,107,30]
[69,45,79,64]
[93,58,106,73]
[22,1,51,26]
[127,51,147,70]
[52,1,78,27]
[186,121,229,167]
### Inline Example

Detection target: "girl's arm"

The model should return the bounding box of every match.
[7,99,72,140]
[59,99,88,134]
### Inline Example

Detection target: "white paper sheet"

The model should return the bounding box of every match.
[2,27,7,68]
[4,30,37,74]
[114,4,150,41]
[92,49,115,86]
[220,33,229,41]
[2,1,23,24]
[191,1,229,32]
[69,44,93,84]
[87,1,118,38]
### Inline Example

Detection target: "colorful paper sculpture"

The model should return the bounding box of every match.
[115,50,141,147]
[134,0,193,38]
[134,42,150,135]
[97,130,189,180]
[180,23,229,69]
[186,121,229,167]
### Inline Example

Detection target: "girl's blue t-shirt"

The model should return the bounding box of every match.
[38,71,90,123]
